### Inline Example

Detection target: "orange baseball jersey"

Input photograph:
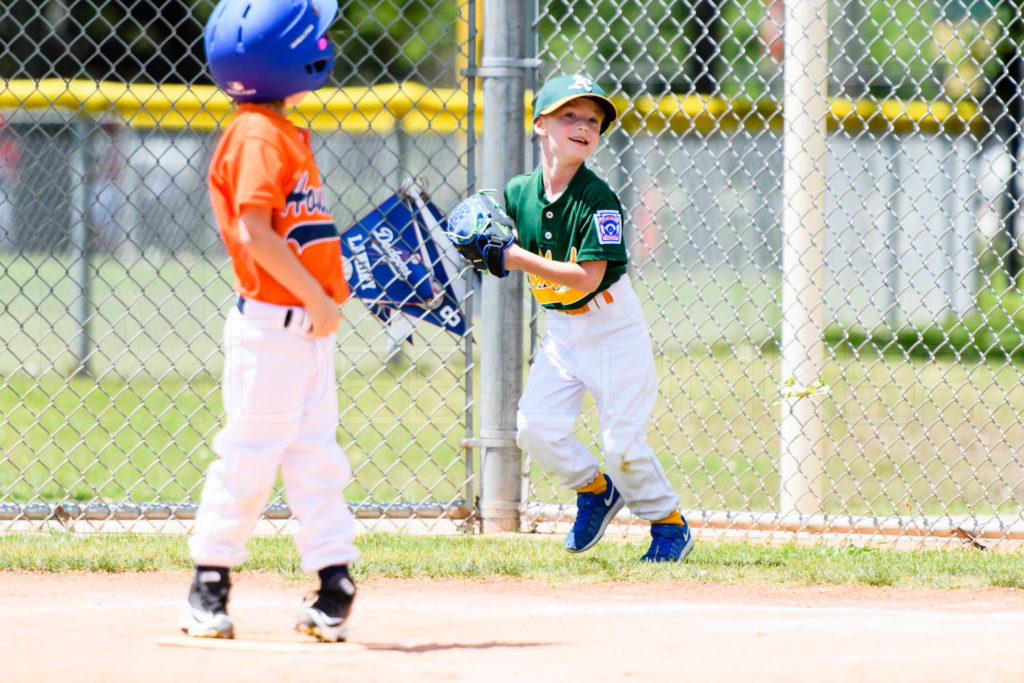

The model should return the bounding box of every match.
[208,102,349,306]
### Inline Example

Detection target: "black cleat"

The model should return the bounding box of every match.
[296,565,356,643]
[179,566,234,638]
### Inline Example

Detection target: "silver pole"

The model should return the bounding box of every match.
[778,0,829,515]
[478,0,528,533]
[949,136,976,318]
[69,116,92,377]
[881,134,901,329]
[464,0,479,523]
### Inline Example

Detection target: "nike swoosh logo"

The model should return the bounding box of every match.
[604,491,615,506]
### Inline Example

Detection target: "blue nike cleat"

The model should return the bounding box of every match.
[641,519,695,562]
[565,474,625,553]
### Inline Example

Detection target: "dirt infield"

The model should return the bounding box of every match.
[3,571,1024,682]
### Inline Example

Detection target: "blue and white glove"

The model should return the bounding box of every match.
[444,191,516,277]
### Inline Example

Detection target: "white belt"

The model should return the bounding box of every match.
[235,297,312,333]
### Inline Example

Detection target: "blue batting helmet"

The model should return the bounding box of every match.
[204,0,338,103]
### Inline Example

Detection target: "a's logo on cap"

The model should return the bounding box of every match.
[570,75,594,92]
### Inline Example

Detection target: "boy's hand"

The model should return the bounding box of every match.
[444,192,516,277]
[238,206,342,336]
[304,292,342,337]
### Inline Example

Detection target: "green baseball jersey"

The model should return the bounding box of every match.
[504,164,627,311]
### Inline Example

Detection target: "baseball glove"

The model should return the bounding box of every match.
[444,191,516,277]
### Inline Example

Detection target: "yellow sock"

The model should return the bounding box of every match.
[576,473,607,494]
[654,510,684,526]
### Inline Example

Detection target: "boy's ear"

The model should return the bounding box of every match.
[533,115,547,137]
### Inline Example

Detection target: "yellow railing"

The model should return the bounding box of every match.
[0,79,986,136]
[0,79,474,134]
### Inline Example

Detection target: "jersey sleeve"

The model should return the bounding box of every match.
[228,135,290,213]
[574,189,627,265]
[503,179,520,225]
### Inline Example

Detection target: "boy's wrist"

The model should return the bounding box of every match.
[301,287,334,311]
[503,244,522,272]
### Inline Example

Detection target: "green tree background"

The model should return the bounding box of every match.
[0,0,458,88]
[0,0,1015,104]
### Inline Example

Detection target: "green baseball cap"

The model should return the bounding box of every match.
[533,74,618,134]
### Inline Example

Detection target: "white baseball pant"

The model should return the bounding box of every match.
[189,301,359,573]
[516,276,680,521]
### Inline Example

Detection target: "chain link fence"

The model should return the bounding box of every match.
[1,0,1023,546]
[0,1,476,534]
[525,0,1024,546]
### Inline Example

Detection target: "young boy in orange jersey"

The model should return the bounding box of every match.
[179,0,357,642]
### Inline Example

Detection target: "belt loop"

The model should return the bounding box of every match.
[283,309,293,328]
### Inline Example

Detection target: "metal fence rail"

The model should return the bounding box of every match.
[2,0,1024,546]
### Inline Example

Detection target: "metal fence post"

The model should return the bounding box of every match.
[69,116,92,377]
[778,0,829,515]
[478,0,529,533]
[881,134,902,329]
[949,136,979,318]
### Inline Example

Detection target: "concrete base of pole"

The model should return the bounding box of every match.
[480,499,522,533]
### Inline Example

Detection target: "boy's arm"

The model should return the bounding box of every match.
[237,205,341,337]
[504,244,606,293]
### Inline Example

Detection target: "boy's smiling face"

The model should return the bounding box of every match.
[535,97,606,163]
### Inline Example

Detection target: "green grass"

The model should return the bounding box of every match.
[0,368,470,505]
[808,268,1024,363]
[0,253,232,378]
[0,252,467,378]
[4,253,1024,521]
[5,342,1024,518]
[0,531,1020,589]
[0,372,221,503]
[0,250,473,506]
[525,344,1024,518]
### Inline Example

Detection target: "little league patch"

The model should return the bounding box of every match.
[594,210,622,245]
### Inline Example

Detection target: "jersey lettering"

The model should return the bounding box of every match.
[284,171,331,217]
[528,248,589,306]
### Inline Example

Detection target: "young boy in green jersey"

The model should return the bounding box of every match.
[501,74,694,561]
